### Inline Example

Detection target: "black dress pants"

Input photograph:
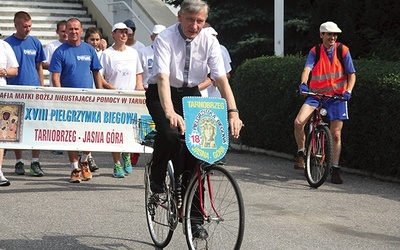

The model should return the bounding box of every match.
[145,84,201,184]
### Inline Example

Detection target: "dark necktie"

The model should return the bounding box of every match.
[178,24,192,88]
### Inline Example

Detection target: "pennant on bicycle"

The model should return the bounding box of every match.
[183,96,229,164]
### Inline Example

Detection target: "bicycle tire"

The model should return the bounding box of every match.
[184,165,245,250]
[305,125,333,188]
[144,156,176,248]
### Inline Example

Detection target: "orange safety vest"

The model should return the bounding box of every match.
[309,43,348,96]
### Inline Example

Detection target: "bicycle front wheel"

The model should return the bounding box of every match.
[305,125,333,188]
[184,165,245,250]
[144,157,176,248]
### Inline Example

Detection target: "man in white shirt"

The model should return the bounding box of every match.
[145,0,243,239]
[123,19,145,51]
[203,26,232,98]
[42,20,68,87]
[138,24,166,89]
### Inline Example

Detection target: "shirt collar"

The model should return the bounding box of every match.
[178,23,193,43]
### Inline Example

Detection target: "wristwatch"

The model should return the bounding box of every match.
[2,69,7,78]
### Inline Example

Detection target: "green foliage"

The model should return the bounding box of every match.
[165,0,400,65]
[232,56,304,153]
[233,57,400,179]
[341,60,400,178]
[164,0,400,178]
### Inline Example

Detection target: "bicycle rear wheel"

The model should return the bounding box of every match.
[184,165,245,250]
[144,157,176,248]
[305,125,333,188]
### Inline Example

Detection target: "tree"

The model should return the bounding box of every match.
[164,0,400,72]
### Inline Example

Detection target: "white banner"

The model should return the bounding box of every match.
[0,86,153,153]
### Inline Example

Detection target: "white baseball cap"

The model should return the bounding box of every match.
[127,27,133,34]
[112,22,128,32]
[204,27,218,36]
[152,24,166,34]
[319,21,342,33]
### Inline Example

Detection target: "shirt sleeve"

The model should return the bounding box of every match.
[343,50,356,74]
[35,38,46,63]
[208,37,226,80]
[220,46,232,74]
[90,47,102,71]
[153,35,171,76]
[43,43,52,63]
[4,41,19,68]
[305,49,316,69]
[48,47,62,73]
[134,50,144,74]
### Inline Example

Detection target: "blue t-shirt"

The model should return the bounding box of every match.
[49,42,102,88]
[5,35,46,86]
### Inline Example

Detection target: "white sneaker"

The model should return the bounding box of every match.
[0,174,10,186]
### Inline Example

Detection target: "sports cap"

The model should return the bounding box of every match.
[112,22,128,32]
[152,24,166,34]
[204,27,218,36]
[319,21,342,33]
[123,19,136,29]
[127,27,133,34]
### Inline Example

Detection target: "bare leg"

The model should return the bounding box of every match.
[67,151,79,164]
[294,104,315,150]
[32,150,40,159]
[14,149,23,160]
[111,152,121,163]
[329,120,343,164]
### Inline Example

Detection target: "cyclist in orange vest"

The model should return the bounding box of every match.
[294,21,356,184]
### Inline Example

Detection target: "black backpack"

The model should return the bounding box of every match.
[314,43,344,68]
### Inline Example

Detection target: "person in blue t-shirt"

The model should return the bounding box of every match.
[5,11,45,87]
[5,11,46,177]
[49,18,103,183]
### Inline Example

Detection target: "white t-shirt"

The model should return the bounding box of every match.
[99,46,143,90]
[138,45,154,88]
[44,40,63,64]
[149,23,226,88]
[96,49,103,59]
[220,44,232,73]
[0,40,19,86]
[206,44,232,98]
[130,40,145,51]
[44,40,63,86]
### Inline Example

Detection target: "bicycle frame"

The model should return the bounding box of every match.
[303,91,337,143]
[308,103,327,159]
[180,161,221,235]
[144,96,245,249]
[302,91,338,188]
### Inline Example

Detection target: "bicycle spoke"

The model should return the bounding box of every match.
[305,126,333,188]
[184,165,245,250]
[144,159,175,248]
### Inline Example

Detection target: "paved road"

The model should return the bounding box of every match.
[1,149,399,249]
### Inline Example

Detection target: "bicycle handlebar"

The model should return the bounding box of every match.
[300,91,345,101]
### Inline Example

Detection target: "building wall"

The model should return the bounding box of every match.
[83,0,177,46]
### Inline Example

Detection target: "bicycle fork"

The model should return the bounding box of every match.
[197,164,222,222]
[311,129,326,163]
